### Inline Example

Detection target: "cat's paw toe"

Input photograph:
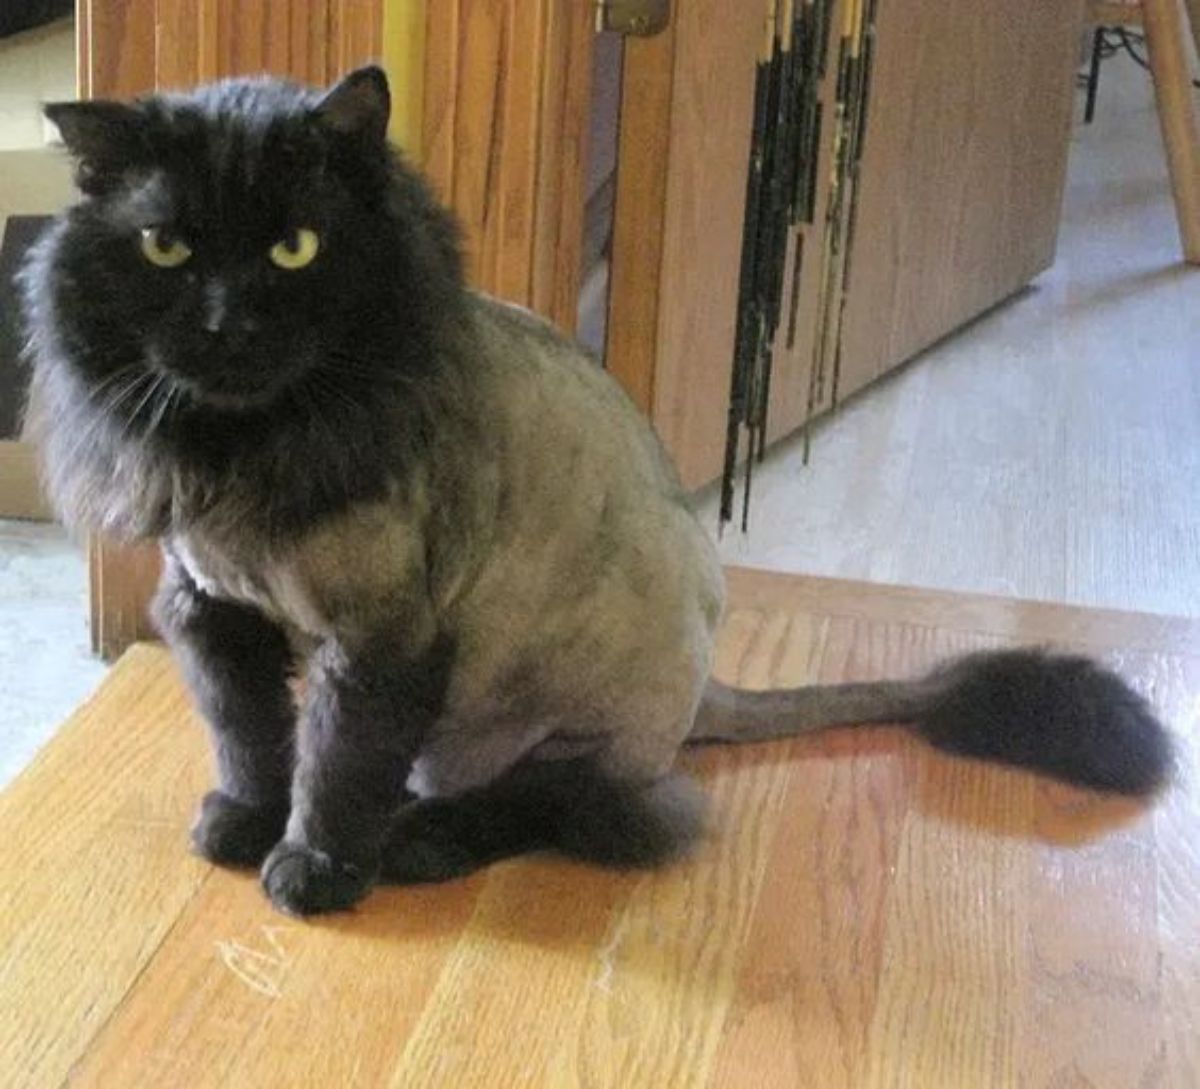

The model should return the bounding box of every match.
[261,842,375,916]
[381,803,480,885]
[191,791,287,867]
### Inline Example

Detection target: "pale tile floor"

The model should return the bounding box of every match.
[1,52,1197,789]
[0,520,104,788]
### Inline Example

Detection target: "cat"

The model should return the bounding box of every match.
[19,67,1173,916]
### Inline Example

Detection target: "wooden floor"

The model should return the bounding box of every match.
[1,568,1197,1088]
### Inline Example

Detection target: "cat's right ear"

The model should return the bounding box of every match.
[314,67,390,145]
[45,100,146,195]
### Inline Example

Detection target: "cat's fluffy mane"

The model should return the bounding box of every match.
[19,69,467,543]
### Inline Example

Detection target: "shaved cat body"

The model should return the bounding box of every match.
[166,294,724,797]
[21,68,1173,915]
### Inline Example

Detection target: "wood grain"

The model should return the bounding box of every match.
[0,646,209,1089]
[2,569,1197,1086]
[837,0,1083,400]
[646,0,764,489]
[421,0,591,332]
[78,0,156,100]
[85,0,383,97]
[420,0,460,201]
[88,538,161,661]
[530,0,593,331]
[606,26,676,415]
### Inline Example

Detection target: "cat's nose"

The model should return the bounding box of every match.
[202,280,227,334]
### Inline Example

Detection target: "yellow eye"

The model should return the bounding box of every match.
[139,227,192,268]
[269,228,320,270]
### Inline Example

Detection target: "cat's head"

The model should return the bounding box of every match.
[24,66,461,422]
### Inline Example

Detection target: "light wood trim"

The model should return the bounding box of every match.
[75,0,91,98]
[1143,0,1200,263]
[382,0,425,155]
[606,28,675,415]
[89,539,161,660]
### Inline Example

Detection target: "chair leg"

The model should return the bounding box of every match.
[1142,0,1200,263]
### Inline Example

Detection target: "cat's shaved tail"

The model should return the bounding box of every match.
[690,649,1174,797]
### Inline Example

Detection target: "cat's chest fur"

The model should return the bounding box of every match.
[168,499,428,642]
[170,532,322,633]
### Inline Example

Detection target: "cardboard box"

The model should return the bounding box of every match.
[0,150,72,522]
[0,435,50,520]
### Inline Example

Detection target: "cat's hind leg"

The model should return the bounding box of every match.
[381,755,706,884]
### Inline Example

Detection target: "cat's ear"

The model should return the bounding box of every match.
[45,100,146,194]
[315,66,390,144]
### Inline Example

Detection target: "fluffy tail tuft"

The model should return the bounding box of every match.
[915,649,1173,795]
[692,648,1175,796]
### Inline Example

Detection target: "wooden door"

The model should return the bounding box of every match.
[837,0,1084,395]
[420,1,594,333]
[79,0,382,98]
[80,0,594,658]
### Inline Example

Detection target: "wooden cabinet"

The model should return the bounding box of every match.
[609,0,1085,489]
[79,0,381,97]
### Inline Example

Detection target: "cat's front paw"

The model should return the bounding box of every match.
[191,790,287,867]
[261,841,376,916]
[381,800,482,885]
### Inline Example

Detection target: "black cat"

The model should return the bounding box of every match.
[20,68,1173,916]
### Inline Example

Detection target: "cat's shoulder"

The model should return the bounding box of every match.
[468,292,589,357]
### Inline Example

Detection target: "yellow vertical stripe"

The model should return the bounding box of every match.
[381,0,425,160]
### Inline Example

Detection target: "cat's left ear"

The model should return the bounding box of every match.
[315,66,390,144]
[45,99,147,194]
